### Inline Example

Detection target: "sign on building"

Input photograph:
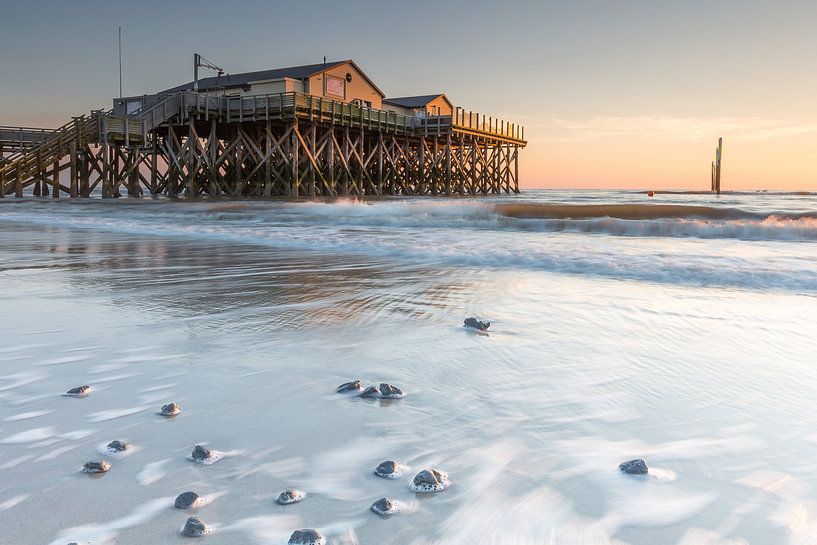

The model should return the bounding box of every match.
[325,76,344,98]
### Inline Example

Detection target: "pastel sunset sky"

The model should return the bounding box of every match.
[1,0,814,190]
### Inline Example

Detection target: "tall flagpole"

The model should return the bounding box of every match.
[118,26,123,100]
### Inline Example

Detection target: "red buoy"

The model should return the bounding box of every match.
[647,191,655,197]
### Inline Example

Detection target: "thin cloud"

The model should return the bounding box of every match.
[541,115,817,142]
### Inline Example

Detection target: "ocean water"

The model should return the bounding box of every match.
[0,190,815,545]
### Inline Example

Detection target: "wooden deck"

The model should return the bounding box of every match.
[107,91,526,144]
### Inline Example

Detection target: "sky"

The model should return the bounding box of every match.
[1,0,815,190]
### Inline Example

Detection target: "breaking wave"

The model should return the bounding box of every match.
[1,198,816,291]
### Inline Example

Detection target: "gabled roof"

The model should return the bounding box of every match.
[161,59,385,97]
[383,94,452,109]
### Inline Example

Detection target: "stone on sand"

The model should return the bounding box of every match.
[463,317,490,331]
[370,497,398,516]
[191,445,213,462]
[66,385,91,396]
[160,402,180,416]
[106,440,129,452]
[411,468,449,492]
[82,460,110,473]
[359,386,379,398]
[182,516,209,537]
[378,383,404,398]
[175,491,201,509]
[336,380,363,393]
[276,489,305,505]
[618,458,649,475]
[374,460,403,479]
[287,529,325,545]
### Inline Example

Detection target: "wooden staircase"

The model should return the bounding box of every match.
[0,93,184,197]
[0,112,107,197]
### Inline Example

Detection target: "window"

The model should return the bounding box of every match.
[364,101,372,108]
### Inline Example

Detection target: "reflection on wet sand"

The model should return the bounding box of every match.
[1,222,469,331]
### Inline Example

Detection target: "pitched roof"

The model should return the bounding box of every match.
[161,60,385,97]
[383,94,450,108]
[162,61,345,93]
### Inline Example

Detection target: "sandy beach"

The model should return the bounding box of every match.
[1,192,816,544]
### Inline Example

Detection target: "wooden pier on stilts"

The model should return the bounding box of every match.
[0,61,526,199]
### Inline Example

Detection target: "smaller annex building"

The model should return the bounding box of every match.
[382,94,454,118]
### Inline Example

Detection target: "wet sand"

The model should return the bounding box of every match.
[1,201,816,544]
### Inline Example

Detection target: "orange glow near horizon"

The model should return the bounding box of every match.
[515,115,817,191]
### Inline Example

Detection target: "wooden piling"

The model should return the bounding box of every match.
[69,142,78,197]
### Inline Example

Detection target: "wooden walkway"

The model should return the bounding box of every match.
[0,91,526,198]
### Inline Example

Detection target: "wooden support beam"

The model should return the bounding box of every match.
[15,165,22,198]
[377,131,383,195]
[69,142,78,198]
[264,121,272,197]
[445,135,452,196]
[101,143,112,198]
[308,123,316,197]
[52,156,60,198]
[327,127,336,195]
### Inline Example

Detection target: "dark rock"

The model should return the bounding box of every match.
[106,440,129,453]
[359,386,379,398]
[66,385,91,396]
[160,402,180,416]
[378,383,404,398]
[191,445,213,462]
[182,516,209,537]
[413,469,443,487]
[287,529,325,545]
[370,497,396,515]
[175,491,201,509]
[619,459,649,475]
[336,380,362,393]
[464,317,490,331]
[411,468,449,492]
[276,489,305,505]
[374,460,399,478]
[82,460,110,473]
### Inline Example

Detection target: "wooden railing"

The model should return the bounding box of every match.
[0,126,57,152]
[106,91,524,143]
[209,92,415,133]
[453,108,524,141]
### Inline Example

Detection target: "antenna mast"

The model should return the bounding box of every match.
[118,27,123,99]
[193,53,224,91]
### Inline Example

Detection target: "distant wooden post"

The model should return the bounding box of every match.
[715,137,723,195]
